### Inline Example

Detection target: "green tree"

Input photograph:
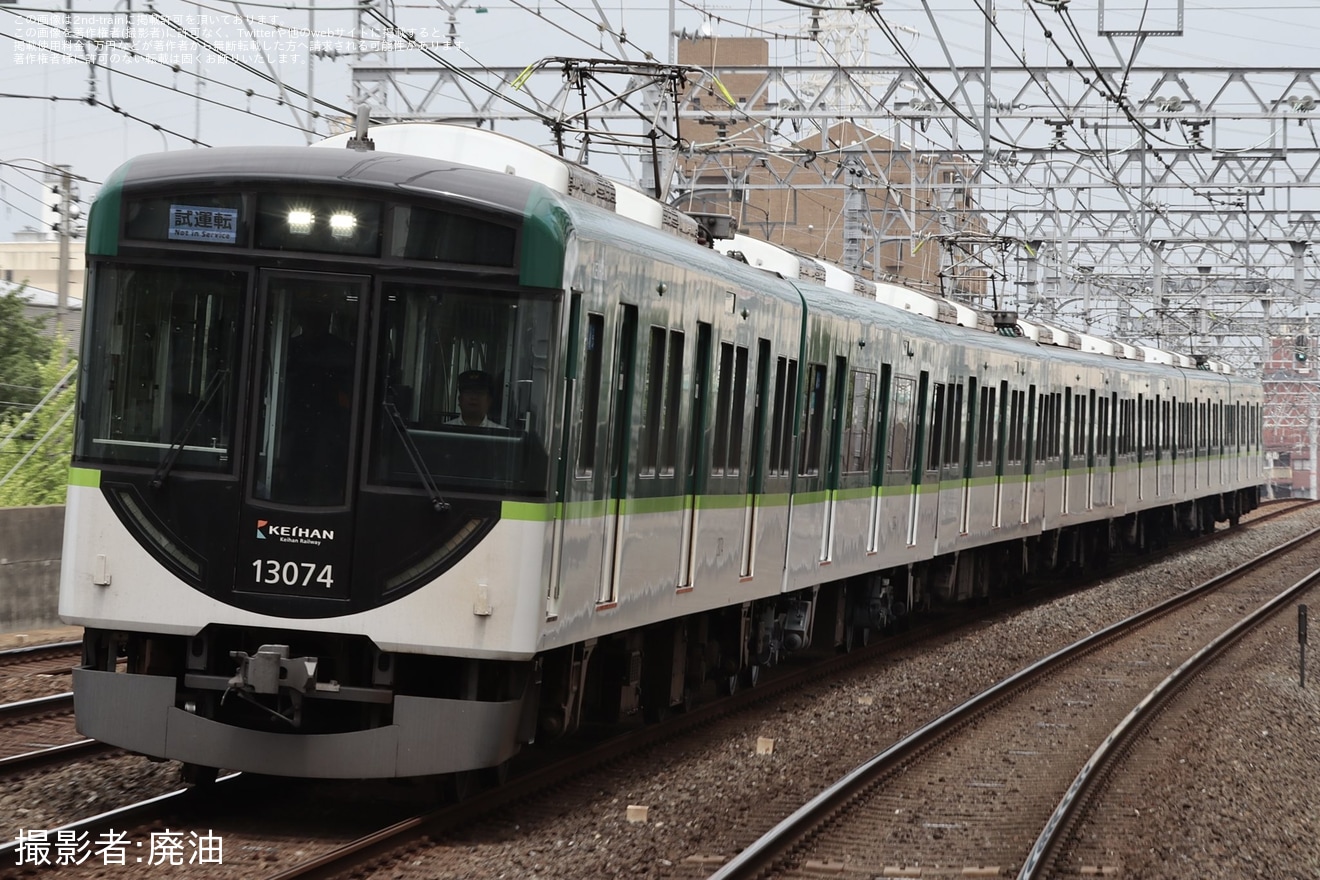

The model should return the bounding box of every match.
[0,344,76,507]
[0,284,56,421]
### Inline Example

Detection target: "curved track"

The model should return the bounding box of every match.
[707,523,1320,880]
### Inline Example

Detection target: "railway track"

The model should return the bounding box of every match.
[706,523,1320,880]
[0,641,81,676]
[0,692,116,777]
[0,501,1309,877]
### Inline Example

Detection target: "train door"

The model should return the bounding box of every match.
[866,364,893,554]
[820,356,848,562]
[547,296,589,618]
[1062,388,1072,515]
[743,340,771,577]
[1137,394,1147,502]
[678,323,712,587]
[1021,385,1038,525]
[599,304,638,605]
[237,271,367,603]
[1085,389,1097,510]
[907,371,932,547]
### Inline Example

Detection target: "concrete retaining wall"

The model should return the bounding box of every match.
[0,505,64,631]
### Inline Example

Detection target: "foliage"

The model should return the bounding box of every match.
[0,284,56,421]
[0,344,77,507]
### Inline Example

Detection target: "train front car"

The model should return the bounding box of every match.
[60,146,565,780]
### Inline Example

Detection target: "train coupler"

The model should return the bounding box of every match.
[228,644,319,696]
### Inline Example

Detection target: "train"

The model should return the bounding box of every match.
[59,122,1263,784]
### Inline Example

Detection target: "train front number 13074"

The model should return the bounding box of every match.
[250,559,336,590]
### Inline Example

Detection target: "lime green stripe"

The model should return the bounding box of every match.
[834,486,874,502]
[793,489,829,505]
[621,495,687,516]
[68,466,101,488]
[696,493,748,511]
[501,500,553,521]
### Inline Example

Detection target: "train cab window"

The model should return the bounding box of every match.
[77,264,245,473]
[887,375,916,473]
[251,275,363,507]
[843,370,876,474]
[370,282,555,496]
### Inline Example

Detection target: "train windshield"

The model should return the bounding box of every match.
[77,265,245,472]
[370,282,555,497]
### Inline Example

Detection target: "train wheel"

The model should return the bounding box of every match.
[437,769,479,803]
[180,763,218,787]
[843,625,870,653]
[744,664,761,688]
[482,760,511,789]
[722,672,740,696]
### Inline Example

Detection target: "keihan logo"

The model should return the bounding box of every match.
[255,519,335,544]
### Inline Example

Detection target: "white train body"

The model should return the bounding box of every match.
[61,124,1261,779]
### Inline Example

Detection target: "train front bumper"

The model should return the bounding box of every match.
[72,667,525,778]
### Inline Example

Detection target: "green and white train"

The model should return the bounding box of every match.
[60,123,1263,782]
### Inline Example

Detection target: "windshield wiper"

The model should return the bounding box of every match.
[150,369,229,490]
[383,396,451,513]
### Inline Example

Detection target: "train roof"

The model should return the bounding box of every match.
[314,123,1230,376]
[104,144,548,219]
[103,125,1237,378]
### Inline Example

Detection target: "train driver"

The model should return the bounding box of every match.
[446,370,503,428]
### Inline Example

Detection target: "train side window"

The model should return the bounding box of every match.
[977,384,996,466]
[769,357,788,476]
[659,331,684,476]
[728,346,749,475]
[1035,392,1049,463]
[843,369,876,474]
[799,363,827,476]
[769,359,798,475]
[943,382,963,470]
[1096,394,1109,461]
[1051,392,1063,459]
[712,343,733,476]
[640,326,666,477]
[1008,388,1025,465]
[1024,385,1037,469]
[710,344,749,476]
[576,313,605,477]
[888,375,916,473]
[925,382,946,475]
[874,363,893,483]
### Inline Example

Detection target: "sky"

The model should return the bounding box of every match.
[3,0,1320,242]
